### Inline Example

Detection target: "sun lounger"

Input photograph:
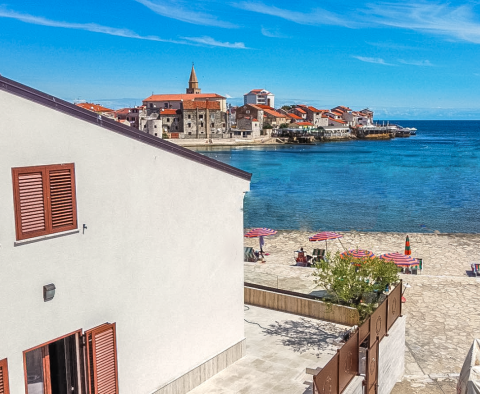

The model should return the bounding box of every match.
[312,248,325,263]
[244,247,258,262]
[471,263,480,277]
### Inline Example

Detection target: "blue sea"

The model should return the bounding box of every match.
[196,121,480,233]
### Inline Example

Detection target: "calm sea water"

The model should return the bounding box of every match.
[196,121,480,233]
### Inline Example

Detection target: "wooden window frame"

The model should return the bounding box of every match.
[12,163,77,241]
[0,358,11,394]
[22,329,82,394]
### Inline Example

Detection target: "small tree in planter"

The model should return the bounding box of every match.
[312,252,400,322]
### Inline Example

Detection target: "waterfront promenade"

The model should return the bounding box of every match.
[244,231,480,393]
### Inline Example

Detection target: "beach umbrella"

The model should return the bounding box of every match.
[340,249,375,259]
[244,228,277,253]
[405,235,411,256]
[309,231,345,253]
[379,252,419,268]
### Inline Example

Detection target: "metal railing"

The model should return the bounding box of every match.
[313,281,403,394]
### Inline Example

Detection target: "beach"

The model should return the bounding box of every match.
[245,231,480,393]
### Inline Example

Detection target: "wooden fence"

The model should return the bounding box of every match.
[244,282,360,326]
[313,281,403,394]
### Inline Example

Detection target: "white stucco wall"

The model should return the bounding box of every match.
[0,90,249,393]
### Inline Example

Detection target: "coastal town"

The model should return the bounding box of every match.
[75,65,416,145]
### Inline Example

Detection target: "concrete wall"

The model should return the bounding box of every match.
[378,316,406,394]
[0,90,250,394]
[343,376,364,394]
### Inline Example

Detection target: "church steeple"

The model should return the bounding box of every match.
[186,64,201,94]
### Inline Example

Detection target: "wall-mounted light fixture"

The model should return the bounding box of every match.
[43,284,56,302]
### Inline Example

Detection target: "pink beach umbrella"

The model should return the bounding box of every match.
[244,228,277,253]
[308,231,345,253]
[379,252,419,268]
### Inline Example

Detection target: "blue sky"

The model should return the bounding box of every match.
[1,0,480,119]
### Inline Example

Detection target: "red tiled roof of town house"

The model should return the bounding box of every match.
[245,89,271,95]
[294,107,306,114]
[253,118,258,122]
[297,122,314,126]
[182,100,220,110]
[76,102,114,113]
[159,109,179,115]
[331,110,343,116]
[329,117,347,124]
[306,106,322,113]
[254,104,286,118]
[287,113,302,120]
[143,93,225,102]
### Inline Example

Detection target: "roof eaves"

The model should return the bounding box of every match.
[0,76,251,182]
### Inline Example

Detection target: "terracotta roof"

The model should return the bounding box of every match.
[76,102,113,113]
[253,118,258,122]
[159,109,179,115]
[329,118,347,124]
[1,75,251,182]
[297,122,314,126]
[143,93,225,102]
[287,113,302,120]
[253,104,286,118]
[245,89,270,95]
[294,108,306,114]
[183,100,220,110]
[306,106,322,113]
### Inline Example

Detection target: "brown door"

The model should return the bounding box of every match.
[366,339,379,394]
[84,323,118,394]
[0,358,10,394]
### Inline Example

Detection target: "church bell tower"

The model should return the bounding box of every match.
[186,64,201,94]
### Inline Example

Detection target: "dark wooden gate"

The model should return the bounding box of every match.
[366,339,379,394]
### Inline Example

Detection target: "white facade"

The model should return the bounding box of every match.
[244,89,275,108]
[0,79,250,394]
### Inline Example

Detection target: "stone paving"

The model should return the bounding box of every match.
[188,305,349,394]
[245,231,480,393]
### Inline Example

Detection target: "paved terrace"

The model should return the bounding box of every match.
[245,231,480,393]
[189,305,349,394]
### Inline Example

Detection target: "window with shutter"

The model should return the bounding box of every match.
[85,323,119,394]
[0,358,10,394]
[12,164,77,241]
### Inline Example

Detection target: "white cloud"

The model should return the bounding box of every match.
[0,7,247,49]
[0,7,183,43]
[352,56,395,66]
[232,1,353,27]
[182,36,249,48]
[261,26,288,38]
[135,0,237,28]
[398,59,434,66]
[366,2,480,44]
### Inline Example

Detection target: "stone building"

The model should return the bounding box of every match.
[140,66,227,138]
[182,100,225,137]
[296,105,329,128]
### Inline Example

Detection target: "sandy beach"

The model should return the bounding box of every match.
[244,230,480,393]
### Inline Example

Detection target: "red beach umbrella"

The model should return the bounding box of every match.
[244,228,277,238]
[380,252,419,268]
[309,231,345,253]
[405,235,411,256]
[340,249,375,259]
[244,228,277,253]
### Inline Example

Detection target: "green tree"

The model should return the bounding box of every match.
[312,252,400,321]
[279,123,289,129]
[263,123,273,129]
[281,105,293,111]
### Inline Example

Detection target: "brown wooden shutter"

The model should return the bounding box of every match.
[12,163,77,241]
[12,167,48,240]
[0,358,10,394]
[85,323,119,394]
[47,164,77,231]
